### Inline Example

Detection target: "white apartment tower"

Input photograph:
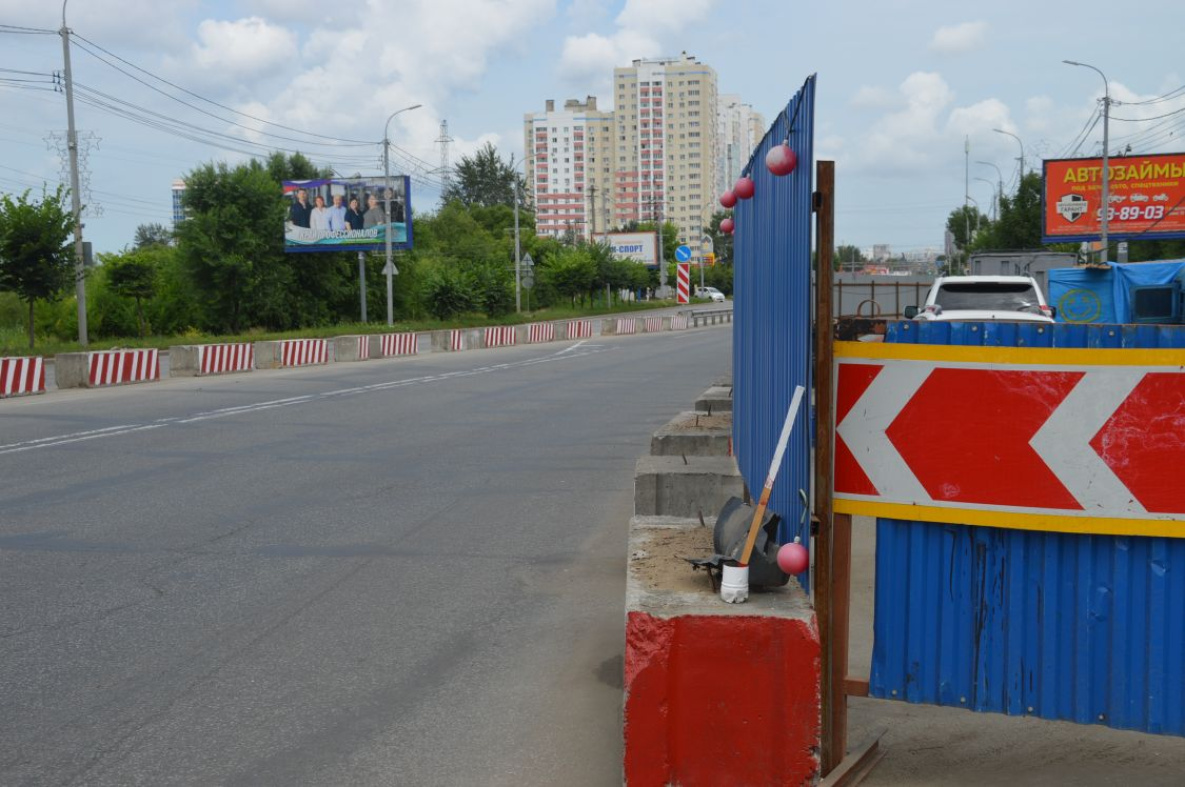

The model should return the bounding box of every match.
[716,95,765,196]
[524,96,614,240]
[612,53,719,247]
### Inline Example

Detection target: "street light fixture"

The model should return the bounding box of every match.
[383,103,422,325]
[976,160,1005,211]
[974,177,997,221]
[1064,60,1112,264]
[992,128,1025,186]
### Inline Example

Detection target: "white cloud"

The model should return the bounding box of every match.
[192,18,296,76]
[929,21,988,55]
[558,0,718,87]
[850,85,899,110]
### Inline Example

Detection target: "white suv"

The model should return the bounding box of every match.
[695,286,726,302]
[905,276,1055,323]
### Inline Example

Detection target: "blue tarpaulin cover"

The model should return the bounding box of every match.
[1048,259,1185,323]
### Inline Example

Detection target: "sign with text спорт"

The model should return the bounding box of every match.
[1043,152,1185,243]
[591,231,658,267]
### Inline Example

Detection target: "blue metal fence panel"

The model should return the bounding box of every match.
[732,76,815,563]
[870,320,1185,736]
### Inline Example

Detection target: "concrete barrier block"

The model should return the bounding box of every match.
[650,411,732,457]
[169,346,201,376]
[624,518,820,785]
[54,353,90,389]
[0,356,46,397]
[694,385,733,413]
[333,335,367,362]
[254,341,282,369]
[633,455,743,518]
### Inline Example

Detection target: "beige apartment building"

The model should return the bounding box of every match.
[523,96,614,240]
[716,95,766,197]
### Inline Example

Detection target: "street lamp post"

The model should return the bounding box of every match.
[992,128,1025,187]
[383,104,422,326]
[700,234,714,293]
[1064,60,1112,264]
[974,177,997,221]
[976,160,1005,215]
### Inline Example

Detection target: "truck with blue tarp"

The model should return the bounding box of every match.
[1047,260,1185,324]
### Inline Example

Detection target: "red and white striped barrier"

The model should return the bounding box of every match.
[644,317,663,333]
[356,336,371,360]
[89,349,160,387]
[528,323,555,343]
[676,262,690,304]
[616,318,637,335]
[450,330,464,351]
[379,332,418,356]
[566,320,593,339]
[197,343,254,375]
[280,339,328,367]
[485,326,516,348]
[670,315,689,330]
[0,356,45,398]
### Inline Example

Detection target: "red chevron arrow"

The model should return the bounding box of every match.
[1091,372,1185,514]
[885,368,1085,510]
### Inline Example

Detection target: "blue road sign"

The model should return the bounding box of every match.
[675,245,692,262]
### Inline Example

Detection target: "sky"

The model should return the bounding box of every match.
[1,0,1183,256]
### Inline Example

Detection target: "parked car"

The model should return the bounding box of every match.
[696,286,726,302]
[904,275,1055,323]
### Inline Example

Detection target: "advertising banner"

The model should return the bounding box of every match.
[1043,153,1185,243]
[591,231,659,267]
[283,176,413,253]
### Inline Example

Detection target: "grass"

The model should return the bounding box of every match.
[0,298,702,358]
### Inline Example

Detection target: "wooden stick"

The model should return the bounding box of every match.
[739,384,805,565]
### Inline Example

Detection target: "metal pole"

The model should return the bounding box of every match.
[992,128,1025,189]
[382,104,421,326]
[976,160,1004,217]
[358,251,368,322]
[514,161,522,314]
[1064,61,1111,263]
[60,0,87,345]
[964,136,970,273]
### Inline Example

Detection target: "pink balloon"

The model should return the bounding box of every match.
[719,190,738,209]
[734,176,755,200]
[720,217,735,234]
[766,144,797,176]
[777,542,809,575]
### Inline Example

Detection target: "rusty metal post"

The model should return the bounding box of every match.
[813,160,843,774]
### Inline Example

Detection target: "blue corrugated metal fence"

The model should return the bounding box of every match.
[732,75,815,563]
[870,319,1185,736]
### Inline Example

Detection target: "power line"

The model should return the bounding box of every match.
[1111,105,1185,123]
[1120,84,1185,106]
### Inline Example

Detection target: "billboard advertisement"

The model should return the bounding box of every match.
[592,231,659,267]
[283,176,413,253]
[1043,153,1185,243]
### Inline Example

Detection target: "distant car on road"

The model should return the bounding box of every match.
[696,286,726,302]
[904,275,1055,323]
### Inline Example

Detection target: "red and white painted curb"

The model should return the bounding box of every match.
[616,318,637,335]
[197,343,254,375]
[566,320,593,339]
[280,339,328,367]
[484,326,516,348]
[450,330,464,351]
[644,317,663,333]
[0,356,45,398]
[527,323,555,343]
[356,336,371,360]
[670,315,689,330]
[89,349,160,387]
[379,333,418,356]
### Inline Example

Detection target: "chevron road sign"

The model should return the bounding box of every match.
[833,341,1185,537]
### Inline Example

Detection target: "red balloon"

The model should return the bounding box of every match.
[719,190,737,208]
[734,176,755,200]
[766,144,797,176]
[777,542,809,575]
[720,217,735,234]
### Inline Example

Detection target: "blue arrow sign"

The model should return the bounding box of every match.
[675,245,692,262]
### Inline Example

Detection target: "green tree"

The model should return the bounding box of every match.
[0,187,73,348]
[442,143,525,208]
[970,172,1042,251]
[133,223,173,249]
[836,244,866,271]
[105,250,158,338]
[544,246,596,306]
[703,210,734,266]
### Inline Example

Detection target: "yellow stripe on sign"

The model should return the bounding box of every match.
[834,498,1185,539]
[835,340,1185,368]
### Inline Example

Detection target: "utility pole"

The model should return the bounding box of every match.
[963,136,970,274]
[382,104,421,326]
[977,160,1004,220]
[436,120,453,196]
[588,184,597,235]
[513,154,522,313]
[1065,60,1111,264]
[60,0,86,345]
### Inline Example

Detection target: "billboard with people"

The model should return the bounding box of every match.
[283,176,413,253]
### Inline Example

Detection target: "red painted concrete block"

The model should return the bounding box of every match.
[624,519,821,786]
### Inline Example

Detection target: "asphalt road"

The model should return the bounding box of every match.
[0,326,732,786]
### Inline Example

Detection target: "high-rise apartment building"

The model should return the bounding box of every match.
[523,96,614,240]
[716,95,765,196]
[171,179,187,228]
[612,53,719,248]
